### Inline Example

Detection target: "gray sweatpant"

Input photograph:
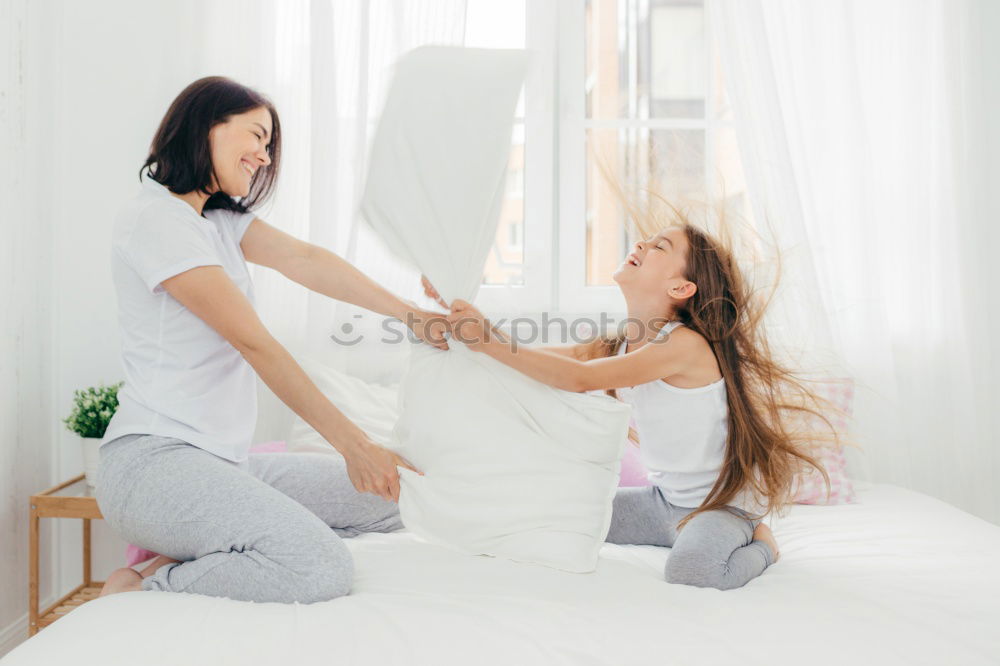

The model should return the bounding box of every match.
[96,434,403,604]
[606,485,775,590]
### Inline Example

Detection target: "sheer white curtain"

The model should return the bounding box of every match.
[200,0,465,342]
[195,0,467,436]
[709,0,999,523]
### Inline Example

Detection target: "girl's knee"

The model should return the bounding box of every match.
[664,553,744,590]
[663,509,760,590]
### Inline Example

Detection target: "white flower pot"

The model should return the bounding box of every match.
[81,436,102,489]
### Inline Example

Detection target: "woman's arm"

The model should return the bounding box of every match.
[161,265,416,502]
[448,300,698,392]
[241,218,448,349]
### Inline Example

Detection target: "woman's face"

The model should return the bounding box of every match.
[208,106,273,198]
[613,227,695,303]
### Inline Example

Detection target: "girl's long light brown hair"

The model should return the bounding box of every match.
[584,199,836,528]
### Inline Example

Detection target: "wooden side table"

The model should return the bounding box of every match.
[29,474,105,636]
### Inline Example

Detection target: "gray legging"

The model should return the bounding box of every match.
[98,435,770,601]
[96,434,403,604]
[606,486,775,590]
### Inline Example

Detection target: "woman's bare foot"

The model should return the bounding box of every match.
[138,554,180,578]
[99,567,143,597]
[753,523,781,562]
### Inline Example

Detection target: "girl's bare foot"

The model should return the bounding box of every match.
[99,567,143,597]
[753,522,781,562]
[138,554,180,578]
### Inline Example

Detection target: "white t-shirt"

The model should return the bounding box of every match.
[101,173,259,462]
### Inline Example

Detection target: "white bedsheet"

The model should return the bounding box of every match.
[5,484,998,666]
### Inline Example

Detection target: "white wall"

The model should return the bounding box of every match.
[43,0,205,609]
[957,0,1000,525]
[0,0,245,655]
[0,0,57,653]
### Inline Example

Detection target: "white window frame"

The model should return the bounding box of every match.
[479,0,729,319]
[556,0,727,315]
[474,0,557,315]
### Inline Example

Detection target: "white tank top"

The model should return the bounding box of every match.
[615,321,729,508]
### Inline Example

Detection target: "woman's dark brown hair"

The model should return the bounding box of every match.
[140,76,282,213]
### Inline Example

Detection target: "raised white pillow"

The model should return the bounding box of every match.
[360,46,631,573]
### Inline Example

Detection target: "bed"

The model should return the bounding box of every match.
[4,482,998,665]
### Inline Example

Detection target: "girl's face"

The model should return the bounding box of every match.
[208,106,273,198]
[613,226,696,305]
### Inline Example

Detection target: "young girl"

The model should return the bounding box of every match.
[442,222,825,590]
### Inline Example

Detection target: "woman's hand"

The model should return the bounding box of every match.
[404,305,450,350]
[447,299,491,351]
[421,275,448,309]
[341,435,422,503]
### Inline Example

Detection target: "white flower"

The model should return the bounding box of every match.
[100,409,111,418]
[83,398,93,408]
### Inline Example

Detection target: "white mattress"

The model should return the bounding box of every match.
[5,484,999,665]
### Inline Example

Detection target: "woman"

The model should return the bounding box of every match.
[444,220,829,590]
[96,76,448,603]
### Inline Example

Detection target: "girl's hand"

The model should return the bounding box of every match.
[447,299,491,351]
[420,275,448,309]
[404,305,450,350]
[341,436,422,503]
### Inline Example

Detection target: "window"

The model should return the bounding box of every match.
[475,0,749,315]
[467,0,556,311]
[560,0,751,313]
[466,0,526,287]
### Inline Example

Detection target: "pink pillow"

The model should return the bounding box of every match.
[618,442,650,487]
[124,440,288,567]
[618,415,650,487]
[792,444,855,504]
[791,379,856,505]
[246,440,288,454]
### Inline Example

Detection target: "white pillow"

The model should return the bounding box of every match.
[360,46,528,304]
[285,356,399,454]
[390,344,630,573]
[357,46,632,573]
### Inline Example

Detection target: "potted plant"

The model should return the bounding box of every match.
[63,382,123,488]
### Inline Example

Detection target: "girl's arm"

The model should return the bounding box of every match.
[534,345,583,359]
[447,300,699,392]
[241,218,448,349]
[536,340,608,360]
